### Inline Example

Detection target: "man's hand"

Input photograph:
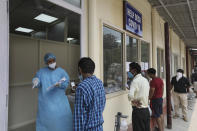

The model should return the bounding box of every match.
[55,83,60,87]
[32,78,39,89]
[131,100,142,107]
[72,86,77,90]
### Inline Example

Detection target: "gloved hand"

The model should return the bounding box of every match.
[32,78,39,88]
[55,83,60,87]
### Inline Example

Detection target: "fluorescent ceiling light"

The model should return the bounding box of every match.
[191,49,197,51]
[15,27,34,33]
[67,38,74,41]
[34,13,58,23]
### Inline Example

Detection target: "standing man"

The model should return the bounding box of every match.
[147,68,164,131]
[32,53,73,131]
[74,57,106,131]
[171,69,190,122]
[128,62,150,131]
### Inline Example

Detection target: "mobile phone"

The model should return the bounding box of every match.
[71,82,76,91]
[71,82,75,87]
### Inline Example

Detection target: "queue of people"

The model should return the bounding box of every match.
[128,62,164,131]
[127,62,193,131]
[32,53,195,131]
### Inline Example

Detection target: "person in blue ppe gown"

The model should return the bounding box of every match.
[32,53,73,131]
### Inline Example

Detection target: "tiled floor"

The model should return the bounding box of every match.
[127,96,197,131]
[165,96,197,131]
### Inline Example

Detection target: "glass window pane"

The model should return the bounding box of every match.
[103,26,123,94]
[126,36,138,63]
[141,41,149,63]
[141,41,150,73]
[10,0,81,44]
[63,0,81,8]
[141,41,150,79]
[157,48,165,78]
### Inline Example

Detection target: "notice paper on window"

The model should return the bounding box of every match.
[144,62,149,70]
[141,62,145,70]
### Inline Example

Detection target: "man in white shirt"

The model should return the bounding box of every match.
[128,62,150,131]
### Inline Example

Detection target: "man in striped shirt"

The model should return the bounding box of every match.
[74,57,106,131]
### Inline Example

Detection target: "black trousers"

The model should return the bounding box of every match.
[132,107,150,131]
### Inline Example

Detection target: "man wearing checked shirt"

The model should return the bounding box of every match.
[74,57,106,131]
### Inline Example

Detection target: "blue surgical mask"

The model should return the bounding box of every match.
[79,75,83,81]
[128,72,134,79]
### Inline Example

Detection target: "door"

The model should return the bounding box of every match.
[0,0,9,131]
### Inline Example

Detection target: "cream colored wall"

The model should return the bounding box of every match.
[92,0,152,78]
[180,40,186,73]
[9,35,80,130]
[188,53,192,77]
[170,29,180,76]
[128,0,153,67]
[151,9,167,97]
[152,9,165,69]
[127,0,152,43]
[103,92,132,131]
[170,30,181,56]
[170,29,187,75]
[90,0,152,130]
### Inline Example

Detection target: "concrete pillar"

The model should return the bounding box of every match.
[88,0,96,58]
[88,0,100,77]
[151,8,157,68]
[80,0,88,57]
[164,22,172,129]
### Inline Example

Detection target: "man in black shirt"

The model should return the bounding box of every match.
[171,69,190,122]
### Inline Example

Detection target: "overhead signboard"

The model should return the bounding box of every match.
[123,1,142,37]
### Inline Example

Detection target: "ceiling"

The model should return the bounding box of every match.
[9,0,80,39]
[148,0,197,49]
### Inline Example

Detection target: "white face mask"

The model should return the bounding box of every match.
[177,72,183,78]
[49,62,56,69]
[176,72,183,81]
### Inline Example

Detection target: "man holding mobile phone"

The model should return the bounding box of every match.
[73,57,106,131]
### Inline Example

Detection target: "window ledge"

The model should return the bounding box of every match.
[106,90,129,100]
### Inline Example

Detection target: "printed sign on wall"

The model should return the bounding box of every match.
[123,1,142,37]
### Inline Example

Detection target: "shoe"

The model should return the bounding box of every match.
[154,127,159,131]
[183,117,188,122]
[173,114,179,119]
[188,97,193,100]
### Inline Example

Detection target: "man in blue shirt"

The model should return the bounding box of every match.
[74,57,106,131]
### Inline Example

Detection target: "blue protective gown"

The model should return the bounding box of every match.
[33,67,73,131]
